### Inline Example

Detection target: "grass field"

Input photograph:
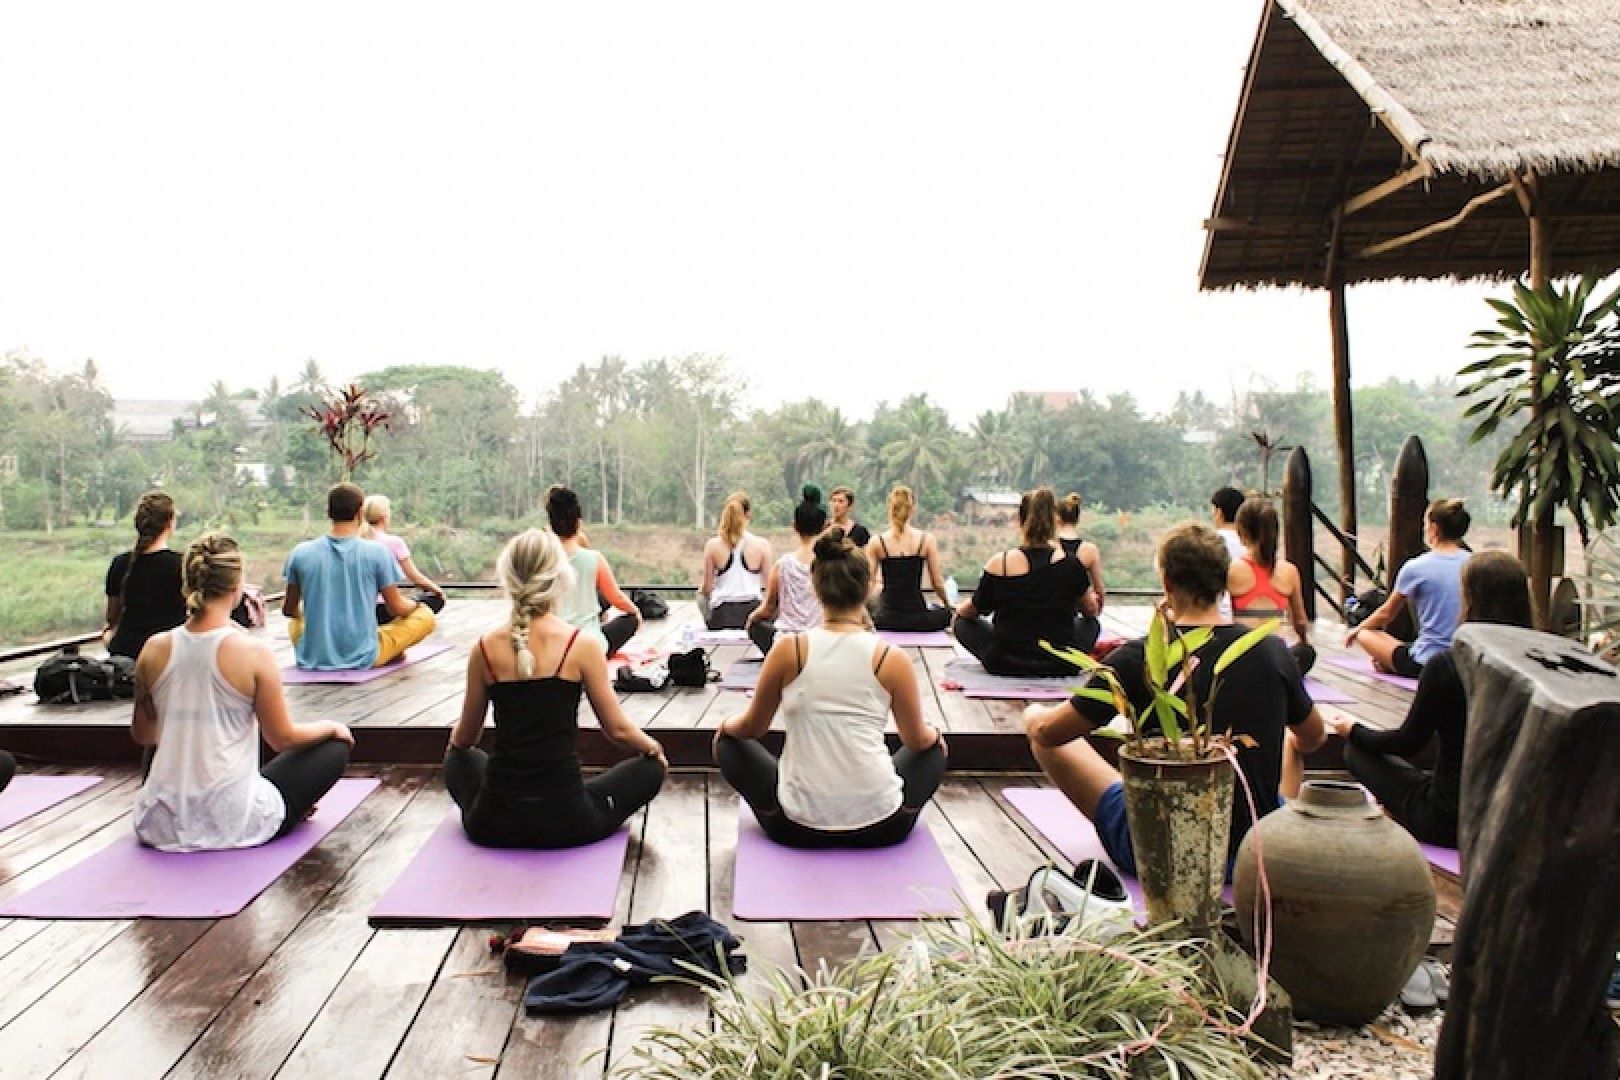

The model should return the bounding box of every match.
[0,510,1542,648]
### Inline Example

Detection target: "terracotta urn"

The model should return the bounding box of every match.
[1233,780,1436,1025]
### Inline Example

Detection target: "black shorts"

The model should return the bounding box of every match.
[1390,645,1424,678]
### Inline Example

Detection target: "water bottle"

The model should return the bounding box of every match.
[944,576,960,607]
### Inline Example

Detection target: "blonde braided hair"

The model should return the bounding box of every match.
[497,529,575,678]
[182,531,243,617]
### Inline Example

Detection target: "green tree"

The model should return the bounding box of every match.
[880,395,957,504]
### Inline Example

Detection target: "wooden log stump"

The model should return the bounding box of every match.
[1438,624,1620,1080]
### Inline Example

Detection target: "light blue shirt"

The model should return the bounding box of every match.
[1394,549,1468,665]
[284,536,402,670]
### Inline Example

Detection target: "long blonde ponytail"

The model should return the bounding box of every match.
[718,492,751,548]
[497,529,575,678]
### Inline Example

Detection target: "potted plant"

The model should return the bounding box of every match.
[1047,609,1278,933]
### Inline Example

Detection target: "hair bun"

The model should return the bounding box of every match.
[814,528,850,561]
[800,484,822,506]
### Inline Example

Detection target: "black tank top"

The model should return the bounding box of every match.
[480,631,587,806]
[1059,535,1083,559]
[876,534,928,612]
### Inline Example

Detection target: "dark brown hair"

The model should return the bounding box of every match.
[1460,550,1533,628]
[1428,498,1471,543]
[327,483,364,523]
[1017,487,1058,548]
[1058,492,1082,526]
[118,491,176,601]
[811,527,870,611]
[1234,496,1280,569]
[545,484,583,538]
[1158,523,1231,609]
[1211,486,1245,523]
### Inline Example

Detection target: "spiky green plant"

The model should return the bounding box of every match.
[614,918,1262,1079]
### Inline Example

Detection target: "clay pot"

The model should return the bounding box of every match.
[1233,780,1436,1025]
[1119,745,1234,933]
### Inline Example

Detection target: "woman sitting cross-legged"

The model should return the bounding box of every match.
[105,491,187,660]
[1346,498,1471,678]
[362,494,447,625]
[1226,495,1315,674]
[745,485,828,655]
[445,529,667,849]
[867,485,953,633]
[1287,550,1533,848]
[1056,491,1107,652]
[546,485,641,657]
[131,532,353,852]
[699,492,773,630]
[953,487,1096,676]
[714,528,948,848]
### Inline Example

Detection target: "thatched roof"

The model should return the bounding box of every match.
[1200,0,1620,288]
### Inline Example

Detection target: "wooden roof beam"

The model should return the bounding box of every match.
[1355,183,1515,259]
[1342,162,1432,216]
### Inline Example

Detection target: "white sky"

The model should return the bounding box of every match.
[0,1,1509,423]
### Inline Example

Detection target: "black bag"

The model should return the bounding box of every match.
[614,663,669,693]
[1345,587,1388,627]
[34,648,135,704]
[630,589,668,621]
[668,648,712,688]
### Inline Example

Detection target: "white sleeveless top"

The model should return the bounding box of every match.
[774,553,822,633]
[778,629,903,830]
[134,626,286,852]
[711,533,764,605]
[561,548,607,644]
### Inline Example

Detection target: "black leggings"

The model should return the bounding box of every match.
[375,591,445,626]
[1344,742,1457,848]
[702,598,756,631]
[602,614,637,656]
[0,749,14,794]
[953,614,1077,677]
[871,604,952,633]
[1074,615,1101,653]
[715,734,947,848]
[139,737,349,838]
[444,745,665,849]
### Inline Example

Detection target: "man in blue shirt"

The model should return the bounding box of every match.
[282,483,436,670]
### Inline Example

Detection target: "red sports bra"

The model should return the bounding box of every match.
[1232,556,1290,614]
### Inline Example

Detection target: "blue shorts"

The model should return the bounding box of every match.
[1093,781,1137,878]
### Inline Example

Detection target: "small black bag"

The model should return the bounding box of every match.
[34,648,134,704]
[667,648,712,688]
[1345,587,1388,627]
[630,589,669,621]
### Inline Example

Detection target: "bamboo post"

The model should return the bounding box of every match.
[1388,436,1429,636]
[1326,209,1358,605]
[1282,446,1316,620]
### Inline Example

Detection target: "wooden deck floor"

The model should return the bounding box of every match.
[0,765,1121,1079]
[0,599,1414,769]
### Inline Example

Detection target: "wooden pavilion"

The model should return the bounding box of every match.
[1201,0,1620,609]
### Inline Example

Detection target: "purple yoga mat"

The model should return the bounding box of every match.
[1002,787,1239,909]
[684,628,751,647]
[0,777,378,919]
[732,804,962,920]
[1322,652,1419,692]
[876,630,955,648]
[0,775,103,832]
[281,640,453,684]
[944,658,1076,701]
[1302,677,1354,704]
[369,813,630,926]
[720,658,761,692]
[1420,842,1461,877]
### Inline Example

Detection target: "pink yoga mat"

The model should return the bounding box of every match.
[369,813,630,926]
[1002,787,1239,908]
[0,775,103,832]
[0,777,378,918]
[945,658,1077,701]
[732,804,962,920]
[1323,652,1419,692]
[876,630,955,648]
[281,640,453,684]
[1303,677,1354,704]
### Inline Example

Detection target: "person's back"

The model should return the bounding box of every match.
[1399,549,1468,664]
[773,552,821,633]
[286,534,401,669]
[107,549,186,659]
[135,626,284,851]
[969,547,1089,673]
[778,628,903,829]
[560,547,606,638]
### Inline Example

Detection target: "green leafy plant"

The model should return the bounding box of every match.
[1461,274,1620,546]
[1046,606,1278,761]
[614,917,1263,1079]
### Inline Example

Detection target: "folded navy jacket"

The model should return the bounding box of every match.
[522,910,746,1015]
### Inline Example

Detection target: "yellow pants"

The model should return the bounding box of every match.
[288,603,437,667]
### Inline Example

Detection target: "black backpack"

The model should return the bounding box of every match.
[34,649,135,704]
[668,648,713,688]
[631,589,669,621]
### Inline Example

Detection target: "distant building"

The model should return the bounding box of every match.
[114,398,269,443]
[959,488,1023,524]
[234,463,295,487]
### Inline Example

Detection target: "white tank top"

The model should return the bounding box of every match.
[778,629,904,830]
[774,553,822,634]
[134,626,286,852]
[711,533,764,605]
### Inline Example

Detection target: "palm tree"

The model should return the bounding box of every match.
[881,396,956,496]
[1008,394,1056,487]
[781,400,861,495]
[968,410,1020,487]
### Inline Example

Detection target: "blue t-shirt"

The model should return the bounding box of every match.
[1394,550,1468,664]
[284,536,402,670]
